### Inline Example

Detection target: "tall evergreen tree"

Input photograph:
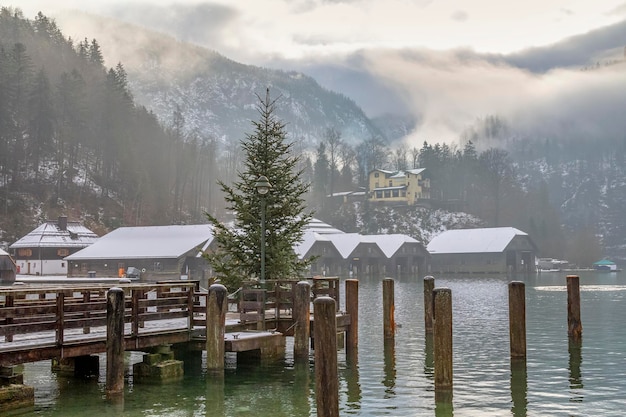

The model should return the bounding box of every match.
[204,89,313,290]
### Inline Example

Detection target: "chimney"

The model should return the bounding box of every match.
[58,215,68,231]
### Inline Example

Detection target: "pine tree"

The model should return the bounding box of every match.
[204,89,313,290]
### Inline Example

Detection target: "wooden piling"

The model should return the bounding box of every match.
[508,281,526,359]
[206,283,228,372]
[566,275,582,341]
[293,280,311,361]
[433,288,453,393]
[383,278,395,341]
[424,276,435,334]
[106,287,125,399]
[314,297,338,417]
[345,279,359,361]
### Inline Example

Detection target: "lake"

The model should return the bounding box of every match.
[8,271,626,416]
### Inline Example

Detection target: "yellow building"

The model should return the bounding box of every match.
[368,168,430,206]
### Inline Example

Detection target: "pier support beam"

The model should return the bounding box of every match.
[314,297,339,417]
[293,281,311,362]
[508,281,526,360]
[383,278,395,341]
[433,287,453,399]
[206,284,228,373]
[567,275,583,341]
[345,279,359,362]
[106,287,125,400]
[423,276,435,335]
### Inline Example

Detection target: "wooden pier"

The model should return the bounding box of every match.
[0,277,355,411]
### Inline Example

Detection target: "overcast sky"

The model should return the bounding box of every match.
[13,0,626,144]
[15,0,626,61]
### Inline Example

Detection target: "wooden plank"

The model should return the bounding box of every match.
[224,331,283,352]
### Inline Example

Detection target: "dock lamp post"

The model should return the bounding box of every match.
[255,175,272,284]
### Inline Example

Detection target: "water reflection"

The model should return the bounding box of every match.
[292,362,312,416]
[434,390,453,417]
[424,334,434,379]
[510,358,528,417]
[383,339,396,398]
[206,375,225,417]
[343,357,362,412]
[568,338,583,403]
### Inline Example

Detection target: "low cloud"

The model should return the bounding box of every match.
[355,47,626,146]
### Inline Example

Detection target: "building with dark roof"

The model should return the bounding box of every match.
[10,216,99,276]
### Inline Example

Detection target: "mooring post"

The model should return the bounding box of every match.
[345,279,359,361]
[206,283,228,372]
[433,287,453,395]
[314,296,339,417]
[424,276,435,334]
[106,287,125,400]
[294,280,311,362]
[508,281,526,359]
[383,278,395,341]
[566,275,582,341]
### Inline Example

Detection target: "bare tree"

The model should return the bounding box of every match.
[324,127,342,197]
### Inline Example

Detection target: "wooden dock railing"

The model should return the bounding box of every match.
[0,277,344,365]
[0,282,199,365]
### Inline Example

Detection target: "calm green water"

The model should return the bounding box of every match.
[9,272,626,416]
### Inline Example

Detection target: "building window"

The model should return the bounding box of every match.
[384,190,391,198]
[376,191,383,198]
[154,262,163,271]
[392,189,399,197]
[81,263,88,272]
[389,180,393,186]
[374,172,379,178]
[18,248,32,257]
[57,248,69,257]
[61,262,65,268]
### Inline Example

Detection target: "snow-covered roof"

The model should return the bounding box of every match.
[0,248,9,256]
[361,234,418,258]
[427,227,529,254]
[295,231,420,259]
[305,218,344,235]
[373,186,406,191]
[406,168,426,175]
[10,220,99,249]
[326,233,363,258]
[66,224,214,260]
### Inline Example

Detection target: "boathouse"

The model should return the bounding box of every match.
[65,224,214,281]
[9,216,99,276]
[426,227,537,274]
[296,231,429,276]
[0,248,16,283]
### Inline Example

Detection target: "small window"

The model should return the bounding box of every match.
[57,248,69,257]
[374,172,379,178]
[18,248,32,257]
